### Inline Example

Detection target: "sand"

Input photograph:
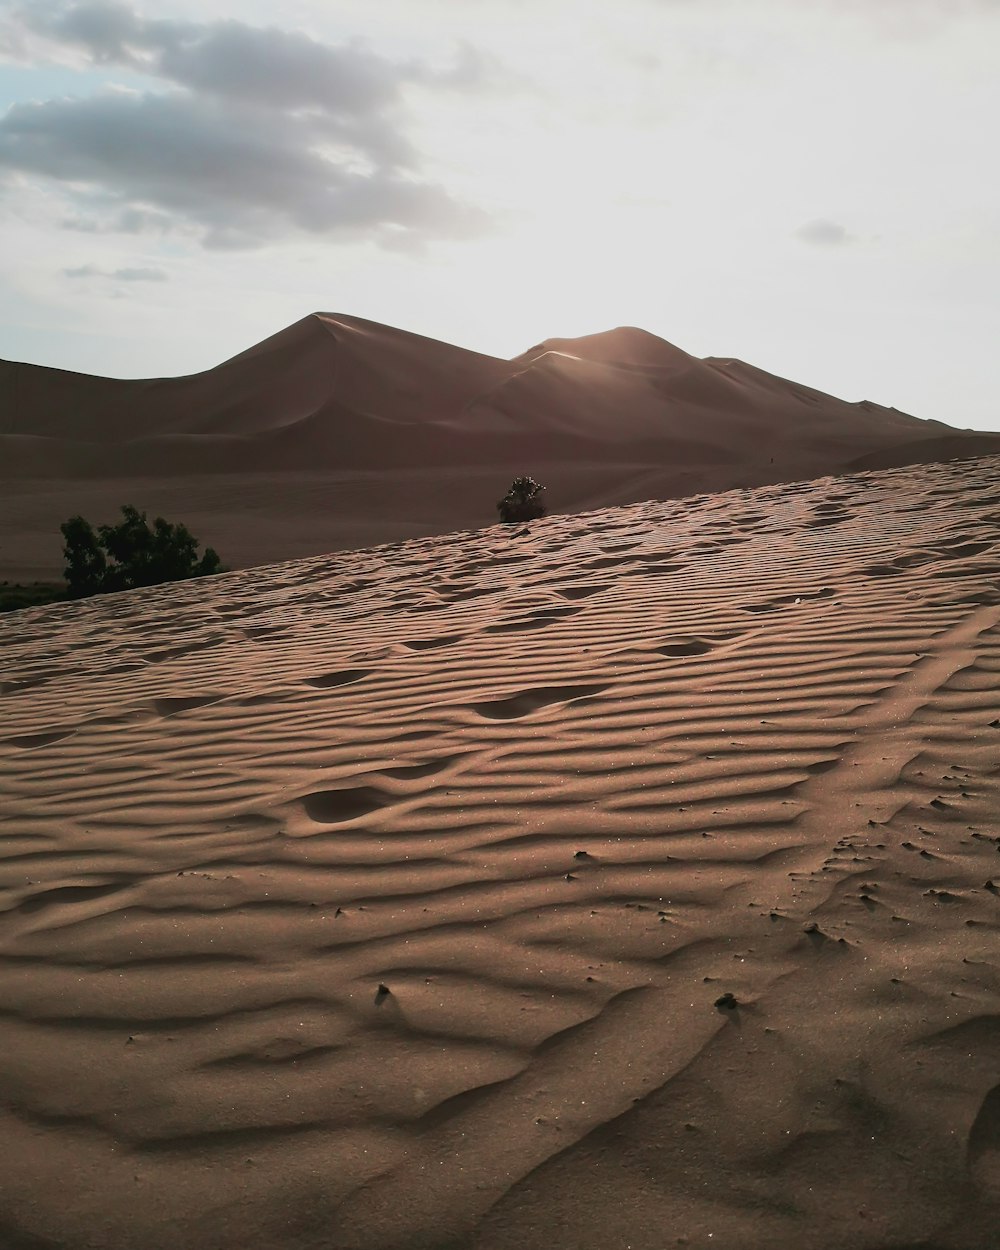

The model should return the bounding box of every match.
[5,313,1000,583]
[2,453,1000,1249]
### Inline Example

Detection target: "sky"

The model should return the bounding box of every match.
[0,0,998,429]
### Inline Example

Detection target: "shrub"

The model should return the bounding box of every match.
[61,515,108,598]
[497,476,547,524]
[0,582,67,614]
[61,505,223,598]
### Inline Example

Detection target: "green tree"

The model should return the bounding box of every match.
[61,515,108,598]
[497,476,547,524]
[61,506,223,598]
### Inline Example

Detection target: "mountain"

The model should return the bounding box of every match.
[2,312,997,579]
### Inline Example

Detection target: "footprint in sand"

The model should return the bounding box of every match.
[300,756,455,820]
[301,786,391,823]
[484,606,582,635]
[657,638,715,658]
[145,642,212,664]
[17,880,128,913]
[586,555,633,570]
[303,669,370,689]
[555,585,609,601]
[956,588,1000,606]
[935,538,994,559]
[439,586,494,603]
[0,676,50,695]
[3,729,76,749]
[152,694,226,716]
[381,757,457,781]
[807,502,851,528]
[473,684,606,720]
[402,635,463,651]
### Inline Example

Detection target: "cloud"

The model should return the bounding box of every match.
[63,205,177,235]
[24,4,416,162]
[794,219,855,247]
[0,89,485,249]
[64,263,167,280]
[0,1,497,249]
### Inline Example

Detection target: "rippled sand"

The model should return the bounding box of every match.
[3,456,1000,1249]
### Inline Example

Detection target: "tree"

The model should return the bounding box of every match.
[497,476,547,524]
[61,506,223,598]
[61,515,107,598]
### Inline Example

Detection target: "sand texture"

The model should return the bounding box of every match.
[5,313,1000,581]
[3,455,1000,1248]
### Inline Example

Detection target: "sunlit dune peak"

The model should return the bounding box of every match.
[515,325,694,367]
[518,350,585,366]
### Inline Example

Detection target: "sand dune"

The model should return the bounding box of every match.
[4,312,999,581]
[3,454,1000,1247]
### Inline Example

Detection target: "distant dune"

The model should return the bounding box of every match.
[4,455,1000,1248]
[3,312,998,579]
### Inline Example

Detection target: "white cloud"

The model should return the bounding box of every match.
[0,0,500,248]
[795,219,855,247]
[64,262,167,279]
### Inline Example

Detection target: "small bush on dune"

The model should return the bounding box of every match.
[61,505,223,599]
[497,476,547,524]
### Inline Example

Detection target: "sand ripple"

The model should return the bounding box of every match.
[2,457,1000,1247]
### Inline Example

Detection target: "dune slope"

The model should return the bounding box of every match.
[2,456,1000,1248]
[3,313,999,582]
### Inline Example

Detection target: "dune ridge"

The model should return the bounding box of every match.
[2,455,1000,1247]
[4,312,999,582]
[0,312,968,465]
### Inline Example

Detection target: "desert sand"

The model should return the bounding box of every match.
[2,453,1000,1248]
[4,313,1000,582]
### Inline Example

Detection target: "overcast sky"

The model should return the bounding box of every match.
[1,0,997,429]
